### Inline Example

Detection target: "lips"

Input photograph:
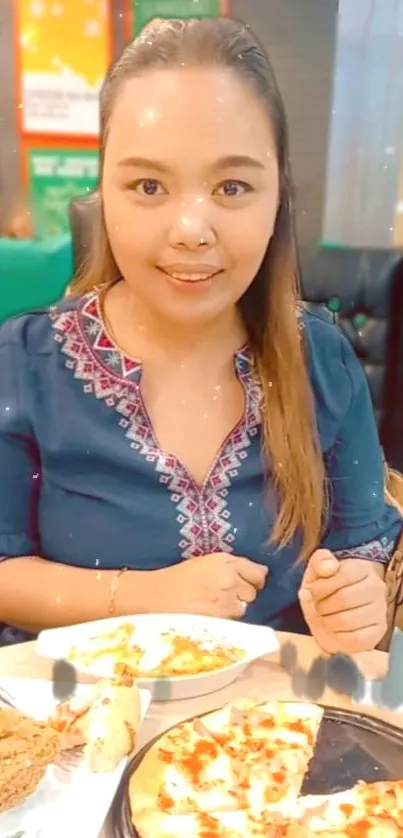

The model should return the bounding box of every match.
[158,267,222,283]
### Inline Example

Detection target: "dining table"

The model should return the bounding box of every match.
[1,630,402,837]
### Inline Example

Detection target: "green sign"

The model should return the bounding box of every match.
[132,0,222,36]
[28,148,99,239]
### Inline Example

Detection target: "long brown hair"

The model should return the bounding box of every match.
[70,17,326,559]
[385,467,403,515]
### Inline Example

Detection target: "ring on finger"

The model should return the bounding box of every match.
[238,599,248,616]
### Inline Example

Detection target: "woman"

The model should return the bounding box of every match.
[0,18,401,653]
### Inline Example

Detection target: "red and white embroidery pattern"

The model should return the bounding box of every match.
[334,537,394,564]
[50,294,262,558]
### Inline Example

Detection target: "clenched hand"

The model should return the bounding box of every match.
[298,549,387,654]
[155,552,268,619]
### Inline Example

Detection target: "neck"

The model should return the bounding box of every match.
[103,281,246,364]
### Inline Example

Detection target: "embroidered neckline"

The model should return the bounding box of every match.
[79,291,253,381]
[50,291,262,558]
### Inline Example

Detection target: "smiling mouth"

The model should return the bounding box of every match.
[158,268,223,283]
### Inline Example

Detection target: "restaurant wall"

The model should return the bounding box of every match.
[0,0,338,246]
[232,0,338,252]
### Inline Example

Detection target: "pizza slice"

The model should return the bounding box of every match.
[201,699,322,758]
[200,700,323,816]
[132,805,285,838]
[284,779,403,836]
[130,717,244,817]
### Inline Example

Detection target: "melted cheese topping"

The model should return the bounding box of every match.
[130,701,403,838]
[68,623,245,677]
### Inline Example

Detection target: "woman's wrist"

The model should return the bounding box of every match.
[367,560,386,580]
[114,567,167,616]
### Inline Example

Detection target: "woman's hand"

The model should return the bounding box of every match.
[155,553,268,619]
[298,549,387,654]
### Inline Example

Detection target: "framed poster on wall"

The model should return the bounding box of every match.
[23,142,99,237]
[125,0,229,39]
[15,0,112,138]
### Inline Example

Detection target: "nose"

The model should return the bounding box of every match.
[168,201,216,250]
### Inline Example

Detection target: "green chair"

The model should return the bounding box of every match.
[0,234,73,324]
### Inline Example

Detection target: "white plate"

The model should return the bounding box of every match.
[0,677,151,838]
[37,614,279,701]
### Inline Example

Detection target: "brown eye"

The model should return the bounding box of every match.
[215,180,252,198]
[131,179,166,196]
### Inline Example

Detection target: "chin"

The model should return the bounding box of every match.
[159,300,234,326]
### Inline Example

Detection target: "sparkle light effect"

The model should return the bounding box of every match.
[29,0,45,15]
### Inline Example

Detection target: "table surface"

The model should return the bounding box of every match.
[1,631,402,836]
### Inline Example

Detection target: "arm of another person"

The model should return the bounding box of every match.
[0,322,161,633]
[299,327,402,653]
[321,335,402,562]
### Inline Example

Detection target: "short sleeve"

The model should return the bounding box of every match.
[0,318,40,558]
[320,332,402,561]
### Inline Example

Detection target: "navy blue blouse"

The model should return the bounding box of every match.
[0,292,401,637]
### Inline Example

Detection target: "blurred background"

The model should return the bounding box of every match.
[0,0,403,465]
[2,1,403,247]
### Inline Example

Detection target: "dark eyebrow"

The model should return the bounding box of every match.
[118,154,265,173]
[213,155,265,171]
[118,156,171,173]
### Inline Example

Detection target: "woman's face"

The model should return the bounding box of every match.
[102,66,279,325]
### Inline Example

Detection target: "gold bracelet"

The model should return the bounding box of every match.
[109,568,128,616]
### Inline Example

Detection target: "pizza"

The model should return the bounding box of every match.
[129,699,322,833]
[128,699,403,837]
[68,621,245,678]
[282,779,403,836]
[195,699,323,815]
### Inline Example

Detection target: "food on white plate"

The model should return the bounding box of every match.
[0,672,142,816]
[0,706,61,813]
[67,621,246,678]
[129,698,403,837]
[68,622,135,671]
[49,675,141,772]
